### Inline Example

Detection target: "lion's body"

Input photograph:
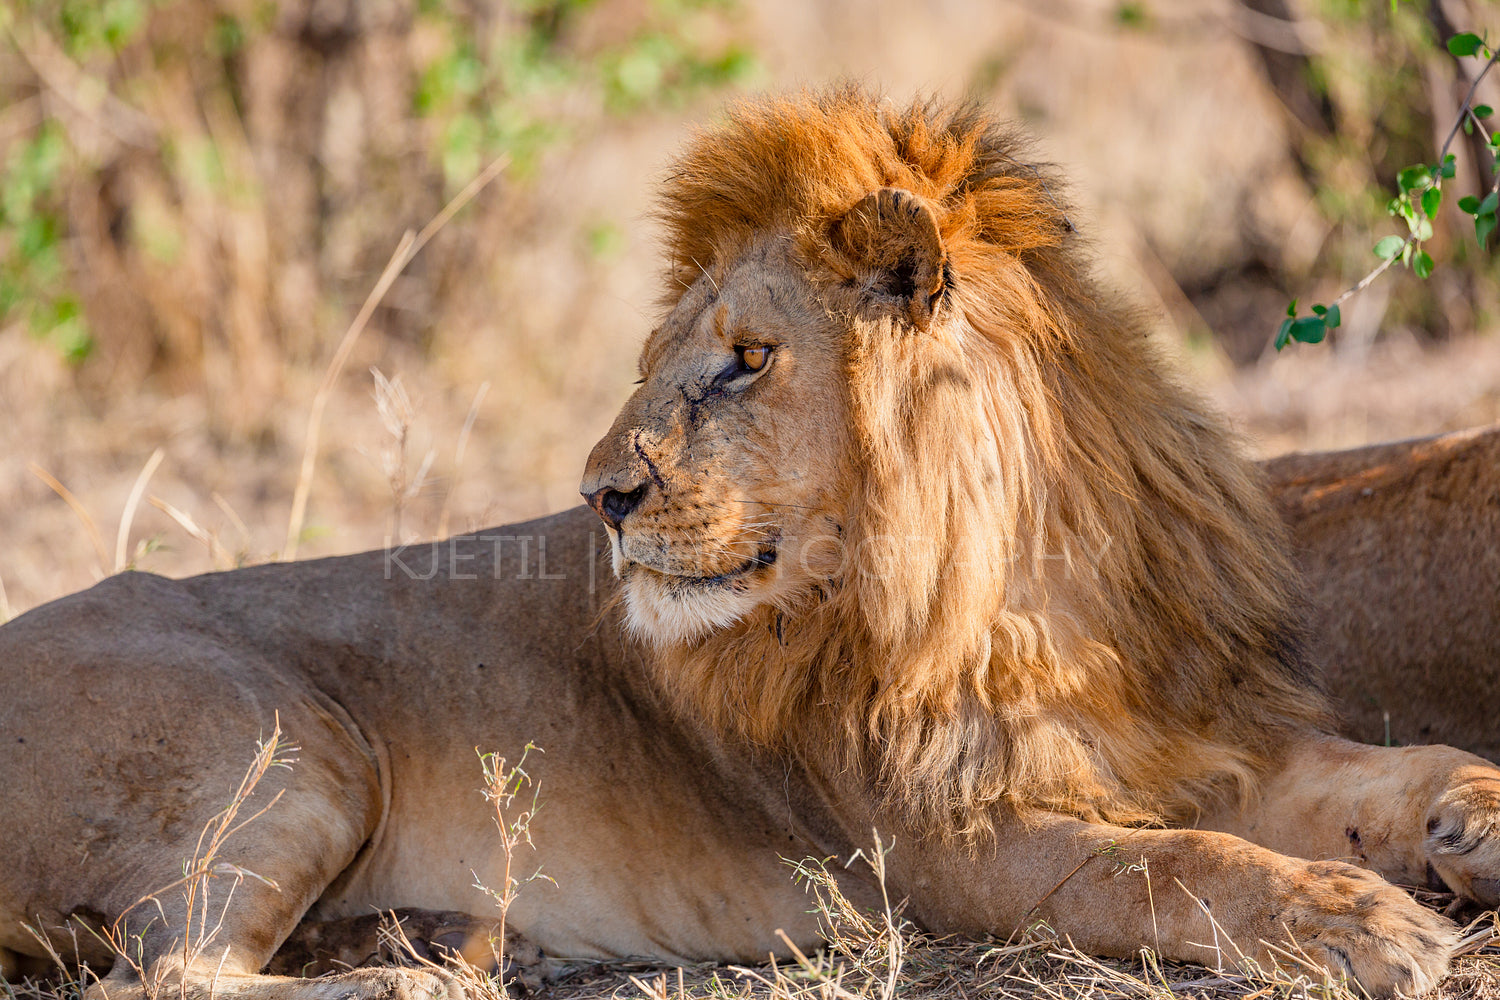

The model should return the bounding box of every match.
[1268,426,1500,761]
[0,508,844,975]
[3,88,1500,1000]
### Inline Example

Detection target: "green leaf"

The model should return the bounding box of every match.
[1441,154,1457,178]
[1422,186,1442,218]
[1275,317,1293,351]
[1113,2,1148,27]
[1460,194,1482,214]
[1285,298,1298,318]
[1308,305,1344,328]
[1476,104,1495,119]
[1289,316,1328,345]
[1448,32,1484,57]
[1373,235,1405,260]
[1397,165,1430,193]
[1414,250,1435,279]
[1481,191,1500,217]
[102,0,146,49]
[1414,217,1433,241]
[1478,212,1497,246]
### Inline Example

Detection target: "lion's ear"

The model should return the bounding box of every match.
[828,187,948,331]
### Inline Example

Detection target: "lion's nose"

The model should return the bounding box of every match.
[583,483,648,531]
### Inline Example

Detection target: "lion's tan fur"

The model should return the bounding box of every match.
[645,87,1331,830]
[1266,426,1500,761]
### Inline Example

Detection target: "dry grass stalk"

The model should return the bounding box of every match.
[16,924,95,1000]
[371,367,435,546]
[474,745,552,988]
[1457,913,1500,957]
[374,915,505,1000]
[210,493,254,561]
[437,381,490,540]
[115,449,164,573]
[27,463,109,579]
[768,833,908,1000]
[282,154,509,561]
[94,717,298,1000]
[147,497,235,571]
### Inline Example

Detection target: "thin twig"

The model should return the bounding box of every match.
[1328,49,1500,311]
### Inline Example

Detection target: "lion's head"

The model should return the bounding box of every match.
[580,231,856,646]
[581,86,1330,831]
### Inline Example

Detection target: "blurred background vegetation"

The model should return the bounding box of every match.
[1,0,1497,614]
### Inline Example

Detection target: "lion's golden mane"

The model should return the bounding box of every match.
[646,87,1331,832]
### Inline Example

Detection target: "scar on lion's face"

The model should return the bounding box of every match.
[583,238,854,644]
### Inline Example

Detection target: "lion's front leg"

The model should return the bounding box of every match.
[1200,733,1500,906]
[892,812,1456,997]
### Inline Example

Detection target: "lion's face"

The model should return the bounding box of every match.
[581,238,855,644]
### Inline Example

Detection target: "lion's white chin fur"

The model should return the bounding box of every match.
[621,571,763,647]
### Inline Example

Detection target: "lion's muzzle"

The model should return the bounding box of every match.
[583,482,647,531]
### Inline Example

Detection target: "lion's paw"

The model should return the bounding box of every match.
[1275,860,1457,999]
[1424,766,1500,907]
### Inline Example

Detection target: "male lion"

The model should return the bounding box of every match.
[3,88,1499,1000]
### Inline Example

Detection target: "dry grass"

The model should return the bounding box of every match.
[282,854,1500,1000]
[7,904,1498,1000]
[282,153,509,562]
[528,851,1500,1000]
[4,710,1492,1000]
[9,814,1493,1000]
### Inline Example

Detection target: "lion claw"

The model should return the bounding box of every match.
[1424,769,1500,908]
[1280,861,1458,999]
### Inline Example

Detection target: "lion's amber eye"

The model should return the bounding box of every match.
[737,345,771,372]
